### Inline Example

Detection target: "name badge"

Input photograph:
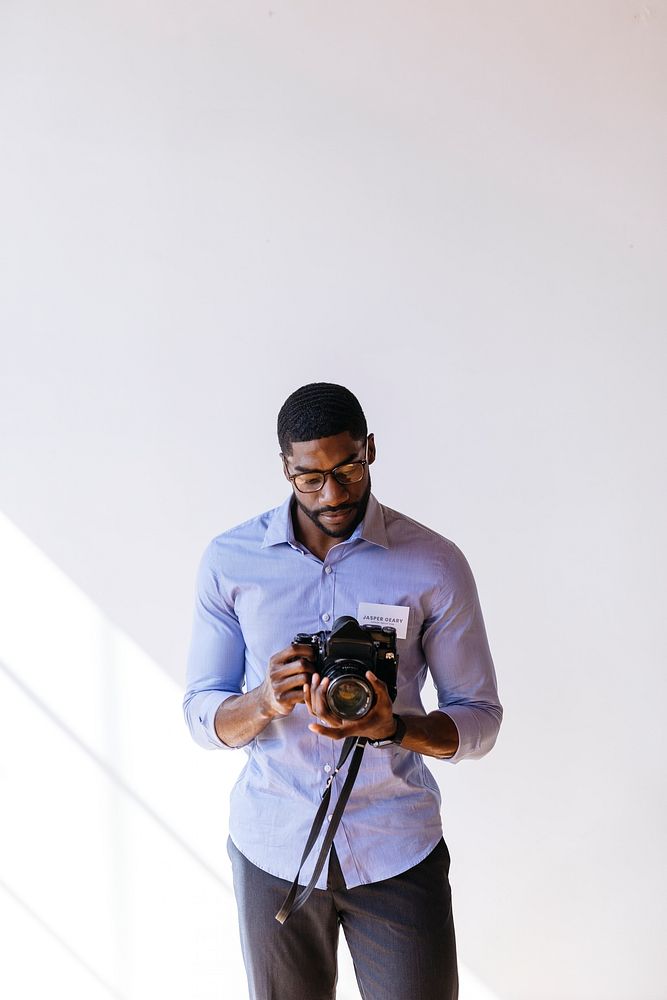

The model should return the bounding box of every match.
[357,602,410,640]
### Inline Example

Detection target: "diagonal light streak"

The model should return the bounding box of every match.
[0,876,127,1000]
[0,658,232,895]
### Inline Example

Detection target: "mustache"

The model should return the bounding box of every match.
[316,504,357,514]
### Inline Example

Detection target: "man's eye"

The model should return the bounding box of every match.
[297,475,322,486]
[335,465,357,482]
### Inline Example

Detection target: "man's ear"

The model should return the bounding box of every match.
[280,453,291,481]
[367,433,376,465]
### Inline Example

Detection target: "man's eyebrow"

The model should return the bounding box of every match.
[293,452,360,473]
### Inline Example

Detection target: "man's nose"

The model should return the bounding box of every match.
[320,473,350,506]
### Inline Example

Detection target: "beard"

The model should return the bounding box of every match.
[294,478,372,538]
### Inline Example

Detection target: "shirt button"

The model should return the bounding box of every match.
[324,764,332,773]
[324,566,332,575]
[327,815,333,823]
[322,613,330,622]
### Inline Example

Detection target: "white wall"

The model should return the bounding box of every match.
[0,514,246,1000]
[1,3,666,998]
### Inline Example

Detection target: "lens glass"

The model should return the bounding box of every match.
[332,463,365,485]
[293,473,325,492]
[327,676,372,719]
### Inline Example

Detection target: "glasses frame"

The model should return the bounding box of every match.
[283,443,369,494]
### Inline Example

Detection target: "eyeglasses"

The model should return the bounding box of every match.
[283,447,368,494]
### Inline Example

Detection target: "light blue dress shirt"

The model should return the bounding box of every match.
[184,493,502,889]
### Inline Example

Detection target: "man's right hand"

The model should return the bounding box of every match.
[258,643,317,718]
[214,643,316,747]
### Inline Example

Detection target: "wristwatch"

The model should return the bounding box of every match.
[368,714,406,748]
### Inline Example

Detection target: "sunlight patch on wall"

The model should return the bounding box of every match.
[0,511,244,998]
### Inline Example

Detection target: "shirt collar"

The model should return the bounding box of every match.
[261,493,388,550]
[358,493,389,548]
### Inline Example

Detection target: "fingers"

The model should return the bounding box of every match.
[303,676,314,714]
[308,721,349,740]
[273,643,316,666]
[273,673,312,697]
[265,645,317,716]
[271,658,314,682]
[306,674,348,734]
[365,671,389,698]
[271,664,314,707]
[306,673,335,719]
[269,653,315,686]
[303,672,320,716]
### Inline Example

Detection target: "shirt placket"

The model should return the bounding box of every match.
[318,555,337,796]
[318,556,335,629]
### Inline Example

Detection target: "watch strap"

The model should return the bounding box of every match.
[369,714,406,748]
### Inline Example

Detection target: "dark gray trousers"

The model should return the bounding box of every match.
[227,837,458,1000]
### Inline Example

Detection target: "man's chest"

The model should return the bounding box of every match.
[231,545,439,673]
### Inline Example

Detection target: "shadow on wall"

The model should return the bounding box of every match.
[0,512,500,1000]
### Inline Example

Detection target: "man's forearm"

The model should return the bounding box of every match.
[212,643,318,747]
[214,688,277,748]
[398,710,460,759]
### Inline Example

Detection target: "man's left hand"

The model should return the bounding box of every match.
[304,671,397,742]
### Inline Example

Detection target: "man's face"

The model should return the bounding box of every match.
[283,431,376,540]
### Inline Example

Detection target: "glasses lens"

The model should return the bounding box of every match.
[333,463,364,485]
[293,473,325,493]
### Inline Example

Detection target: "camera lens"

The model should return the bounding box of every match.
[326,674,373,719]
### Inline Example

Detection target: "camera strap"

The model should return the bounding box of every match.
[275,735,366,924]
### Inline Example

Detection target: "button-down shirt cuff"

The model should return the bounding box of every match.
[184,689,238,750]
[438,704,502,763]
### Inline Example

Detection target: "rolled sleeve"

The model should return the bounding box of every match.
[183,542,246,750]
[422,544,502,763]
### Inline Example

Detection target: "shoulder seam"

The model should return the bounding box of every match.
[380,503,457,549]
[208,505,282,545]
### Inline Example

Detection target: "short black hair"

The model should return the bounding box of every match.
[277,383,368,454]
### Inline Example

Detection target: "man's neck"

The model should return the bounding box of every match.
[291,504,350,561]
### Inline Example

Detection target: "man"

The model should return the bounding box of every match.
[184,382,502,1000]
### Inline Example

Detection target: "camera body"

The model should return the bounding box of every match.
[294,615,398,720]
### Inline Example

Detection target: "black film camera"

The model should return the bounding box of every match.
[294,615,398,720]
